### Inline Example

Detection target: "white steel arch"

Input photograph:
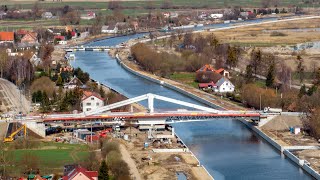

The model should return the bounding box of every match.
[82,93,219,116]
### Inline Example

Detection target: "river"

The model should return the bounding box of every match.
[70,21,313,179]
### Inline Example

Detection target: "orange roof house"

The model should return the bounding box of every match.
[196,64,230,78]
[21,32,38,44]
[0,32,14,42]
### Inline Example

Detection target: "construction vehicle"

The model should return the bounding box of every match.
[3,124,27,142]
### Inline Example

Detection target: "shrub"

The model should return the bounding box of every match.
[270,31,287,36]
[101,141,120,158]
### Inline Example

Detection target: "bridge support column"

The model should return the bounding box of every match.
[148,94,154,113]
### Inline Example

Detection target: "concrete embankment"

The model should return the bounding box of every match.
[239,119,320,179]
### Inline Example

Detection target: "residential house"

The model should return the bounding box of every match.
[101,25,118,34]
[0,32,14,44]
[54,35,65,41]
[170,12,178,18]
[62,166,98,180]
[42,12,53,19]
[21,32,38,44]
[196,64,234,93]
[215,68,230,78]
[29,53,41,66]
[215,77,235,93]
[59,40,67,45]
[63,76,83,89]
[163,12,170,18]
[197,64,230,78]
[240,11,254,19]
[210,14,223,19]
[81,91,104,112]
[47,28,62,35]
[130,21,139,31]
[0,11,6,19]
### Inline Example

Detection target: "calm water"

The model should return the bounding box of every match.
[70,22,313,180]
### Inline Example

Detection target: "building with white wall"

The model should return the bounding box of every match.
[81,91,104,112]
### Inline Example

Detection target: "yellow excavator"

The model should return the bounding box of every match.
[3,124,27,142]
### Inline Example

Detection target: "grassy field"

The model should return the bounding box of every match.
[0,0,313,9]
[5,141,90,175]
[170,72,198,88]
[205,18,320,47]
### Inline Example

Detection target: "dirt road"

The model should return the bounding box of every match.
[120,144,142,180]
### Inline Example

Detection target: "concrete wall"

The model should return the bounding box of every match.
[152,148,188,153]
[21,121,46,138]
[283,150,305,167]
[240,119,320,179]
[238,119,282,151]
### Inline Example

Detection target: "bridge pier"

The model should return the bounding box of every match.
[147,94,154,113]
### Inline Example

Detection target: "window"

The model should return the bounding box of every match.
[91,97,94,100]
[223,88,225,90]
[86,103,91,106]
[86,108,91,111]
[96,102,99,106]
[226,83,228,85]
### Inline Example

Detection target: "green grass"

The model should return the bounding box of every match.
[5,141,90,175]
[255,79,266,88]
[170,72,198,88]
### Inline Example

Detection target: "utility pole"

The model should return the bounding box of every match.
[259,94,262,111]
[90,119,93,144]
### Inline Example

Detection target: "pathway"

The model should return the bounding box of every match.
[119,144,142,180]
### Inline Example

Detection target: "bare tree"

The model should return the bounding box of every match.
[0,49,8,78]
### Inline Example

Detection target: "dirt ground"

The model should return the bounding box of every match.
[293,149,320,173]
[121,127,212,180]
[261,116,320,173]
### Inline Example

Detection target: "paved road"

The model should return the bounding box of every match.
[119,144,142,180]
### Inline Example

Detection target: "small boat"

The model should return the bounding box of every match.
[69,54,75,60]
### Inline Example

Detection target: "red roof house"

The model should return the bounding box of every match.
[21,32,38,44]
[62,166,98,180]
[0,32,14,43]
[197,65,230,78]
[54,35,65,41]
[81,90,105,112]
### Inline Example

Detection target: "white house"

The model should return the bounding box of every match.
[214,77,235,93]
[101,25,118,34]
[42,12,53,19]
[210,14,223,19]
[29,53,41,66]
[59,40,67,45]
[81,91,104,112]
[63,76,83,89]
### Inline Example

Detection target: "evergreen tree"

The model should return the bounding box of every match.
[250,48,262,75]
[266,62,275,87]
[299,84,307,98]
[296,55,305,84]
[307,85,317,96]
[226,46,238,69]
[56,75,63,86]
[245,64,254,83]
[98,160,109,180]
